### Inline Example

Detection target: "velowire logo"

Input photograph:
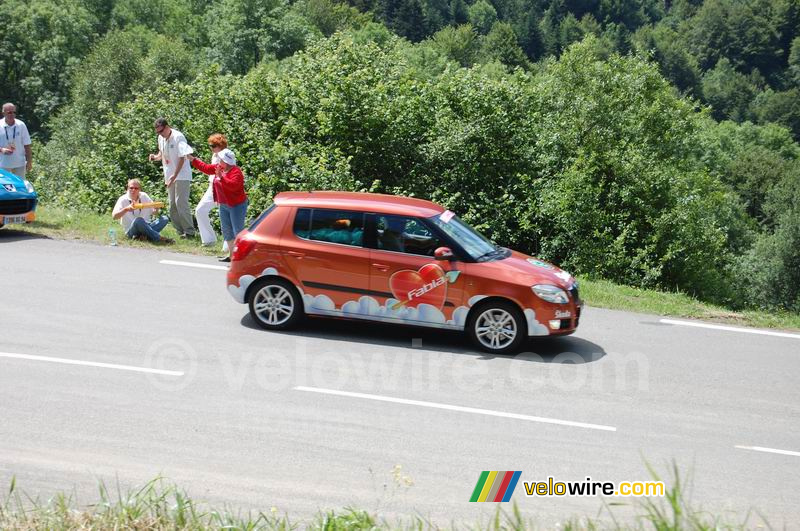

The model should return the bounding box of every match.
[469,471,522,502]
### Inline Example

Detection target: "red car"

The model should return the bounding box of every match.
[227,192,582,354]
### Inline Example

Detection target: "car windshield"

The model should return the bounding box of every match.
[428,211,501,261]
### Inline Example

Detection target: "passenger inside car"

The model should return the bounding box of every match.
[295,211,365,246]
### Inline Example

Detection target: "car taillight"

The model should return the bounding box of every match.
[231,235,257,261]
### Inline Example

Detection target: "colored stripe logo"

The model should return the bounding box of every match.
[470,471,522,502]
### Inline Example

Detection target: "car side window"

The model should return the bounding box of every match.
[293,208,311,238]
[295,208,365,247]
[375,215,441,256]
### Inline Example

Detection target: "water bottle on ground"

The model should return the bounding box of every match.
[109,228,117,246]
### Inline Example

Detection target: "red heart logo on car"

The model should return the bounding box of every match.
[389,264,448,309]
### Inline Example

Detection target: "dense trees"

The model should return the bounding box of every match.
[11,0,800,312]
[339,0,800,139]
[0,0,96,132]
[8,0,800,141]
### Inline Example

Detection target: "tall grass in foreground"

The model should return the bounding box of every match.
[0,465,770,530]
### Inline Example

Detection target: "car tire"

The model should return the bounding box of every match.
[467,300,527,354]
[248,277,304,330]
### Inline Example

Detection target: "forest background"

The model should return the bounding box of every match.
[3,0,799,313]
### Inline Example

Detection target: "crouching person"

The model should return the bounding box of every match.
[112,179,174,244]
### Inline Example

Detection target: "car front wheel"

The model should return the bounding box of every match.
[467,301,527,354]
[248,278,303,330]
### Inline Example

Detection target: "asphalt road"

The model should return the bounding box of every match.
[1,230,799,527]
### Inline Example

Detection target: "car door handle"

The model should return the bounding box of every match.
[287,251,305,258]
[372,263,389,271]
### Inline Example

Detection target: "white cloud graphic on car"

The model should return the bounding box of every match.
[230,270,549,336]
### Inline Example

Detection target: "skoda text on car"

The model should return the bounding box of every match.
[226,192,582,354]
[0,168,37,229]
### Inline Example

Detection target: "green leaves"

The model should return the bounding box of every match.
[0,0,97,132]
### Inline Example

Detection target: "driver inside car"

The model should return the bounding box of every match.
[380,217,405,252]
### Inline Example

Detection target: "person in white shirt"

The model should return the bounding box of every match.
[112,179,173,243]
[148,117,195,238]
[0,103,32,178]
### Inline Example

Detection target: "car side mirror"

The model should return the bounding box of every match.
[435,247,455,261]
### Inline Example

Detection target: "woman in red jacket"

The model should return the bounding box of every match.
[189,148,248,262]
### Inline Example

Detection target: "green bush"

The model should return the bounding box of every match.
[734,165,800,311]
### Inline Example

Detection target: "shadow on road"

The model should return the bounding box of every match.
[240,313,606,363]
[514,337,606,364]
[0,227,50,242]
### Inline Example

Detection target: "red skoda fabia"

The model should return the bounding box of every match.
[227,192,582,354]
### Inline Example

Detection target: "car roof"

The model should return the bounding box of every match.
[274,191,445,218]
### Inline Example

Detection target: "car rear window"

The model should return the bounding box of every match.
[248,204,276,231]
[294,208,365,247]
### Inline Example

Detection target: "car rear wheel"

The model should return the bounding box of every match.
[467,301,527,354]
[248,278,303,330]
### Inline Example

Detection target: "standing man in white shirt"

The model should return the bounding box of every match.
[148,117,195,238]
[0,103,33,178]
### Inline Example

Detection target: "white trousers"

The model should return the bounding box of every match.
[195,183,229,251]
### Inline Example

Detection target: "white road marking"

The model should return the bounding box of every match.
[735,445,800,457]
[660,319,800,340]
[0,352,184,376]
[160,259,228,271]
[294,386,616,432]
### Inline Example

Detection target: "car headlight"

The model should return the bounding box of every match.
[532,284,569,304]
[24,180,34,193]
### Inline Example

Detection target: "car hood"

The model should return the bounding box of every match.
[470,250,576,289]
[0,169,36,199]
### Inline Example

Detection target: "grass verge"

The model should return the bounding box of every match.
[7,204,800,332]
[0,465,769,530]
[6,204,219,256]
[579,276,800,331]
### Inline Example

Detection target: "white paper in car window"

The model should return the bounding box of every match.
[440,210,455,223]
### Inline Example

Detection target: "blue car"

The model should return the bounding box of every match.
[0,168,37,229]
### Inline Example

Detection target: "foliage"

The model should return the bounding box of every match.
[790,36,800,86]
[524,39,747,301]
[687,0,786,76]
[735,169,800,312]
[69,27,199,116]
[8,0,800,147]
[0,0,97,134]
[297,0,373,37]
[750,88,800,139]
[632,24,701,95]
[701,58,760,122]
[698,120,799,226]
[480,22,531,70]
[430,24,480,67]
[467,0,498,35]
[110,0,206,48]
